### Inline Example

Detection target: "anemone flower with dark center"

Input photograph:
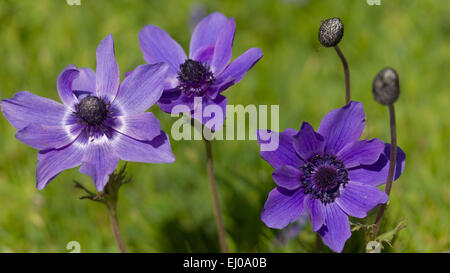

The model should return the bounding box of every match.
[1,34,175,192]
[138,12,263,130]
[256,101,406,252]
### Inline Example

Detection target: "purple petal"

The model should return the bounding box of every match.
[113,130,175,164]
[113,63,169,115]
[191,44,215,64]
[139,25,187,74]
[318,203,351,253]
[293,122,325,161]
[36,133,88,190]
[1,91,70,130]
[15,123,83,151]
[215,47,263,88]
[336,181,388,218]
[304,197,325,231]
[79,139,120,192]
[72,67,96,93]
[205,85,221,101]
[261,187,306,229]
[156,88,186,114]
[348,144,406,186]
[272,165,302,190]
[208,80,235,100]
[257,128,304,169]
[337,138,385,168]
[113,112,162,142]
[57,66,80,108]
[211,18,235,74]
[96,34,120,101]
[317,101,365,154]
[124,70,134,78]
[189,12,228,57]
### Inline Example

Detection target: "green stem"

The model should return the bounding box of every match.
[373,104,397,238]
[334,45,351,104]
[106,202,127,253]
[204,139,229,253]
[75,165,131,253]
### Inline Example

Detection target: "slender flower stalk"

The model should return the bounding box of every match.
[204,139,229,252]
[75,165,131,253]
[106,202,127,253]
[371,68,400,238]
[334,45,350,104]
[319,17,351,103]
[189,117,228,252]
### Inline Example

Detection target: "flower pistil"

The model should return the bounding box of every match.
[301,154,349,204]
[177,59,215,97]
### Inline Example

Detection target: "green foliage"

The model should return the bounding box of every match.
[376,219,407,249]
[0,0,449,252]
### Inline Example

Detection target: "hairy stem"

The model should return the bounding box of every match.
[204,139,229,253]
[75,165,131,253]
[334,45,351,104]
[373,104,397,238]
[106,202,127,253]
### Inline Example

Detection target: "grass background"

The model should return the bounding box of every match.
[0,0,448,252]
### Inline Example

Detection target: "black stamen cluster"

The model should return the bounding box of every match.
[301,154,349,204]
[177,59,214,96]
[75,96,109,126]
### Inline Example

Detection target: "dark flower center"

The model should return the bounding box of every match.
[75,96,109,126]
[301,154,349,204]
[313,166,338,190]
[177,59,214,96]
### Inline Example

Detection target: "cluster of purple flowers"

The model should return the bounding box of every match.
[1,12,405,253]
[1,13,261,191]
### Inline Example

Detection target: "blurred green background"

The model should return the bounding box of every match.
[0,0,448,253]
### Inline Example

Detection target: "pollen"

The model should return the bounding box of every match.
[75,96,109,126]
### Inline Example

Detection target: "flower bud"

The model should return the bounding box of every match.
[372,67,400,105]
[318,17,344,47]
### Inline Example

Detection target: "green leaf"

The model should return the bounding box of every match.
[376,219,407,248]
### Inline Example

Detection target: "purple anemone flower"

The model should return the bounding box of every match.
[1,34,175,192]
[257,101,406,252]
[138,12,263,130]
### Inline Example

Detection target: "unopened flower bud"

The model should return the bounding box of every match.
[372,67,400,105]
[319,17,344,47]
